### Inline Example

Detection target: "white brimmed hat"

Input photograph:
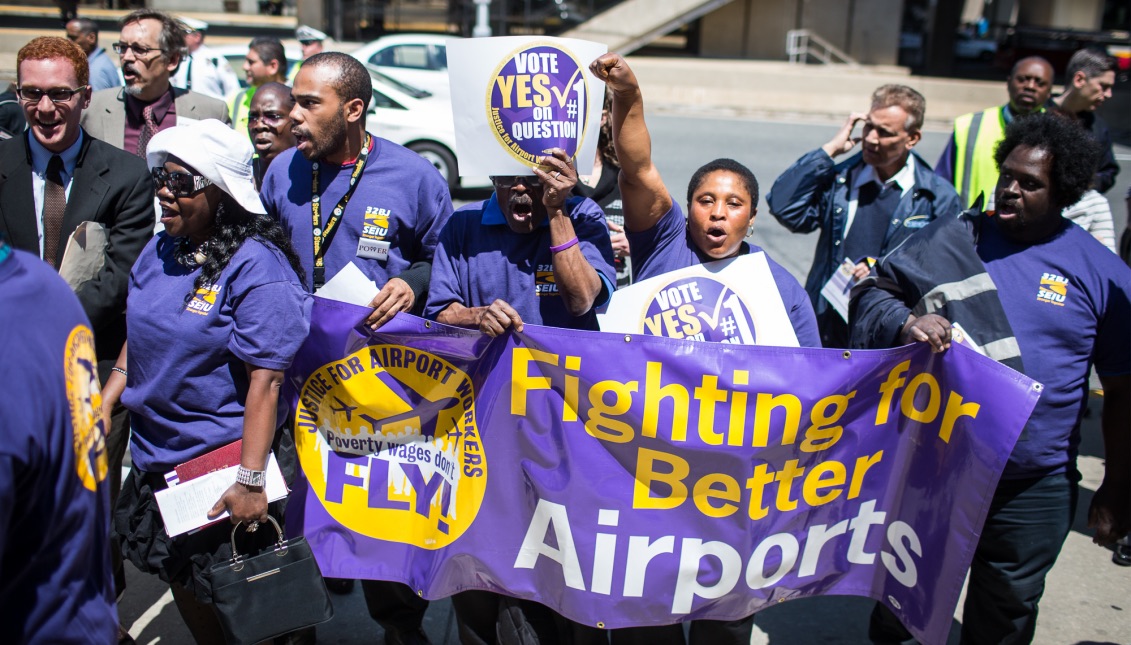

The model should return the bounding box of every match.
[179,16,209,33]
[146,119,266,215]
[296,25,327,42]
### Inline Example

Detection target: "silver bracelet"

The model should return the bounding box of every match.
[111,366,128,378]
[236,466,266,487]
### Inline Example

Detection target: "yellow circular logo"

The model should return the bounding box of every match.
[486,41,590,166]
[64,325,108,492]
[295,345,486,549]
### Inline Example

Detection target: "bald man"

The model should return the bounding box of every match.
[935,56,1054,209]
[65,18,121,91]
[247,82,296,187]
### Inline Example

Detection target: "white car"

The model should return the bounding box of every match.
[207,45,463,189]
[365,70,462,189]
[349,34,453,97]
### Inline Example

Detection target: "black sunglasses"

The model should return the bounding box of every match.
[491,175,541,189]
[152,168,212,197]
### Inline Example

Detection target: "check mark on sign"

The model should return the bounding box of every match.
[697,288,731,330]
[550,69,583,108]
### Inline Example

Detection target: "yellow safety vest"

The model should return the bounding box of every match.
[227,88,253,140]
[952,106,1005,209]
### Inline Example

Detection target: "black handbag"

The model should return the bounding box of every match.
[205,516,334,644]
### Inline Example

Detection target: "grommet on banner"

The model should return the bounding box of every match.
[842,351,851,359]
[424,320,431,328]
[597,622,605,628]
[418,589,424,597]
[624,335,631,342]
[1033,383,1043,392]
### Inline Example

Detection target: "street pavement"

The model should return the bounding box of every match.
[117,113,1131,644]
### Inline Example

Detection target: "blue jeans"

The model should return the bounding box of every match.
[870,471,1077,644]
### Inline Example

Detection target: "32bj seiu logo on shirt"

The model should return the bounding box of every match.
[186,283,221,316]
[1037,273,1068,307]
[535,264,558,295]
[363,207,391,239]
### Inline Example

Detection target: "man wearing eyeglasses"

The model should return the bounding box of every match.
[0,38,152,642]
[81,9,229,158]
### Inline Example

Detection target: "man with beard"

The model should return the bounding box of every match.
[229,37,288,141]
[247,82,295,188]
[936,56,1054,209]
[424,150,615,645]
[81,9,230,158]
[259,53,452,643]
[767,84,960,348]
[851,112,1130,644]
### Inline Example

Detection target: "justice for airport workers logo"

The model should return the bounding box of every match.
[641,276,757,344]
[64,325,109,492]
[295,345,486,548]
[488,42,590,165]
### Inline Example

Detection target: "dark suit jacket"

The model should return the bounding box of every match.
[81,86,232,149]
[0,131,153,364]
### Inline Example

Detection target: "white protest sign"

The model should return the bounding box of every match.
[447,36,608,177]
[598,253,800,347]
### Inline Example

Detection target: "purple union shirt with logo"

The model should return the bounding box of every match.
[425,194,616,330]
[627,200,821,348]
[122,234,312,472]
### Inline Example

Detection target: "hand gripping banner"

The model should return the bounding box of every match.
[285,297,1041,644]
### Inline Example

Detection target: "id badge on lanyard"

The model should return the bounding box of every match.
[311,134,372,289]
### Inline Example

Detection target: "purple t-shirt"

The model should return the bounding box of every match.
[0,249,117,643]
[626,201,822,347]
[425,194,617,330]
[122,234,312,472]
[978,218,1131,478]
[260,137,453,291]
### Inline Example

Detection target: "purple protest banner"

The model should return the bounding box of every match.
[285,297,1040,644]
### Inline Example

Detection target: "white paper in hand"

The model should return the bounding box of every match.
[314,261,380,306]
[820,257,857,323]
[155,453,288,537]
[58,221,108,291]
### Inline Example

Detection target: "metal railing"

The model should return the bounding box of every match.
[786,29,859,66]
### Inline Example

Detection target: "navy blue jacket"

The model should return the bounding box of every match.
[767,148,962,337]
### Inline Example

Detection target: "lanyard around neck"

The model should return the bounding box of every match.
[310,133,372,289]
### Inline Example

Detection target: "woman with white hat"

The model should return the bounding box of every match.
[101,119,312,641]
